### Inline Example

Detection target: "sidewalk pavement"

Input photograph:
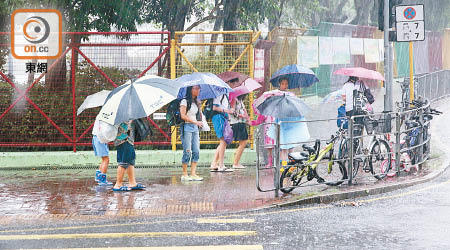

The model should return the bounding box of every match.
[0,98,449,224]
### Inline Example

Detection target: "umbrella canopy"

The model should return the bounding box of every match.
[229,78,262,101]
[321,89,344,104]
[98,75,182,125]
[216,71,249,86]
[256,94,312,119]
[333,67,385,81]
[176,72,233,100]
[252,89,293,114]
[77,90,111,115]
[270,64,319,89]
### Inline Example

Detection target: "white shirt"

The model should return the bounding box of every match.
[342,81,362,112]
[92,119,100,136]
[180,99,199,124]
[213,94,230,110]
[229,99,247,124]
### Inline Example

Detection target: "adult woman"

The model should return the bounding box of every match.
[229,93,250,169]
[179,85,203,181]
[276,77,310,162]
[342,76,363,117]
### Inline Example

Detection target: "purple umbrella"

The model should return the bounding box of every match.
[229,78,262,101]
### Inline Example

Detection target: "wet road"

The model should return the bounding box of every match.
[1,165,449,249]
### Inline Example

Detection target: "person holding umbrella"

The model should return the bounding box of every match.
[179,85,204,181]
[268,65,318,163]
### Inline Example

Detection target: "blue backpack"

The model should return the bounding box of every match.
[337,105,348,129]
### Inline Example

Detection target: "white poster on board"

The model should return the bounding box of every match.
[297,36,319,68]
[332,37,350,64]
[350,38,364,55]
[319,36,333,65]
[364,38,380,63]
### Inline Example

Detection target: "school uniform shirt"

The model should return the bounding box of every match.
[180,99,199,124]
[229,99,247,124]
[342,81,362,112]
[213,93,230,111]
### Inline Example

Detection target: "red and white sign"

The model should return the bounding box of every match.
[254,49,264,82]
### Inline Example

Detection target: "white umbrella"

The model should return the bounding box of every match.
[77,90,111,115]
[98,75,183,125]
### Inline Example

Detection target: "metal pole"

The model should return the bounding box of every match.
[395,113,401,176]
[170,39,177,151]
[383,0,391,113]
[274,123,281,197]
[409,42,414,102]
[418,107,424,171]
[348,117,354,185]
[248,34,255,150]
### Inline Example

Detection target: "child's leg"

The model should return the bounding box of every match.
[114,165,126,188]
[233,139,247,166]
[126,165,136,187]
[100,156,109,173]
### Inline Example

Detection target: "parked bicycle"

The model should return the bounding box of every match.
[280,136,347,194]
[338,114,392,180]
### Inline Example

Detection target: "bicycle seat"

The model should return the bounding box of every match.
[405,121,419,128]
[288,152,308,163]
[302,144,315,154]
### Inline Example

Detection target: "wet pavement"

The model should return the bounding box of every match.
[0,98,448,226]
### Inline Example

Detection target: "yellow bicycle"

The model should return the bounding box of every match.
[280,136,347,194]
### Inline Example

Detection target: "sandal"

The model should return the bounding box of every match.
[113,186,131,192]
[129,183,146,190]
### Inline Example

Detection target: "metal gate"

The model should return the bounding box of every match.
[0,31,171,151]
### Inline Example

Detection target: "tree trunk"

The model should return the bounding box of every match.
[222,0,241,58]
[350,0,371,25]
[209,0,223,54]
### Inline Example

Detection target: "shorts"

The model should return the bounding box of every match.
[212,114,226,139]
[92,135,109,157]
[116,141,135,168]
[231,123,248,141]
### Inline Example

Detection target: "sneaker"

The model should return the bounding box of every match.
[95,170,101,182]
[190,175,204,181]
[181,175,192,181]
[98,173,113,186]
[232,164,246,169]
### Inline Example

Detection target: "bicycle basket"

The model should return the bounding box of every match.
[364,115,393,134]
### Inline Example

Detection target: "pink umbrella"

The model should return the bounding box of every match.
[229,78,262,101]
[333,67,385,81]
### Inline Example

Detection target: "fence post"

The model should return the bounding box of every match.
[71,35,77,153]
[418,106,424,170]
[274,123,281,197]
[170,39,177,151]
[248,34,255,150]
[395,112,401,176]
[348,117,354,185]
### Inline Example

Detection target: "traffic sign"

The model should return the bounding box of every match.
[396,21,425,42]
[395,4,425,42]
[395,4,424,22]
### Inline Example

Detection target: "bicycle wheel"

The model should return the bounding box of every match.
[368,139,392,180]
[314,160,347,186]
[280,166,306,194]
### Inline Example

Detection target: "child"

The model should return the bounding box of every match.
[92,119,112,186]
[112,120,145,191]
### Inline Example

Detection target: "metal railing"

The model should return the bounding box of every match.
[255,99,438,197]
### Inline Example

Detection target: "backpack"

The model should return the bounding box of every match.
[132,118,152,142]
[166,100,183,126]
[336,105,348,129]
[203,95,229,120]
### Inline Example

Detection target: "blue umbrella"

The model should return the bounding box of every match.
[256,94,311,119]
[270,64,319,89]
[176,72,233,100]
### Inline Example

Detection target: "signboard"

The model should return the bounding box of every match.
[153,113,166,120]
[254,49,264,82]
[395,4,425,42]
